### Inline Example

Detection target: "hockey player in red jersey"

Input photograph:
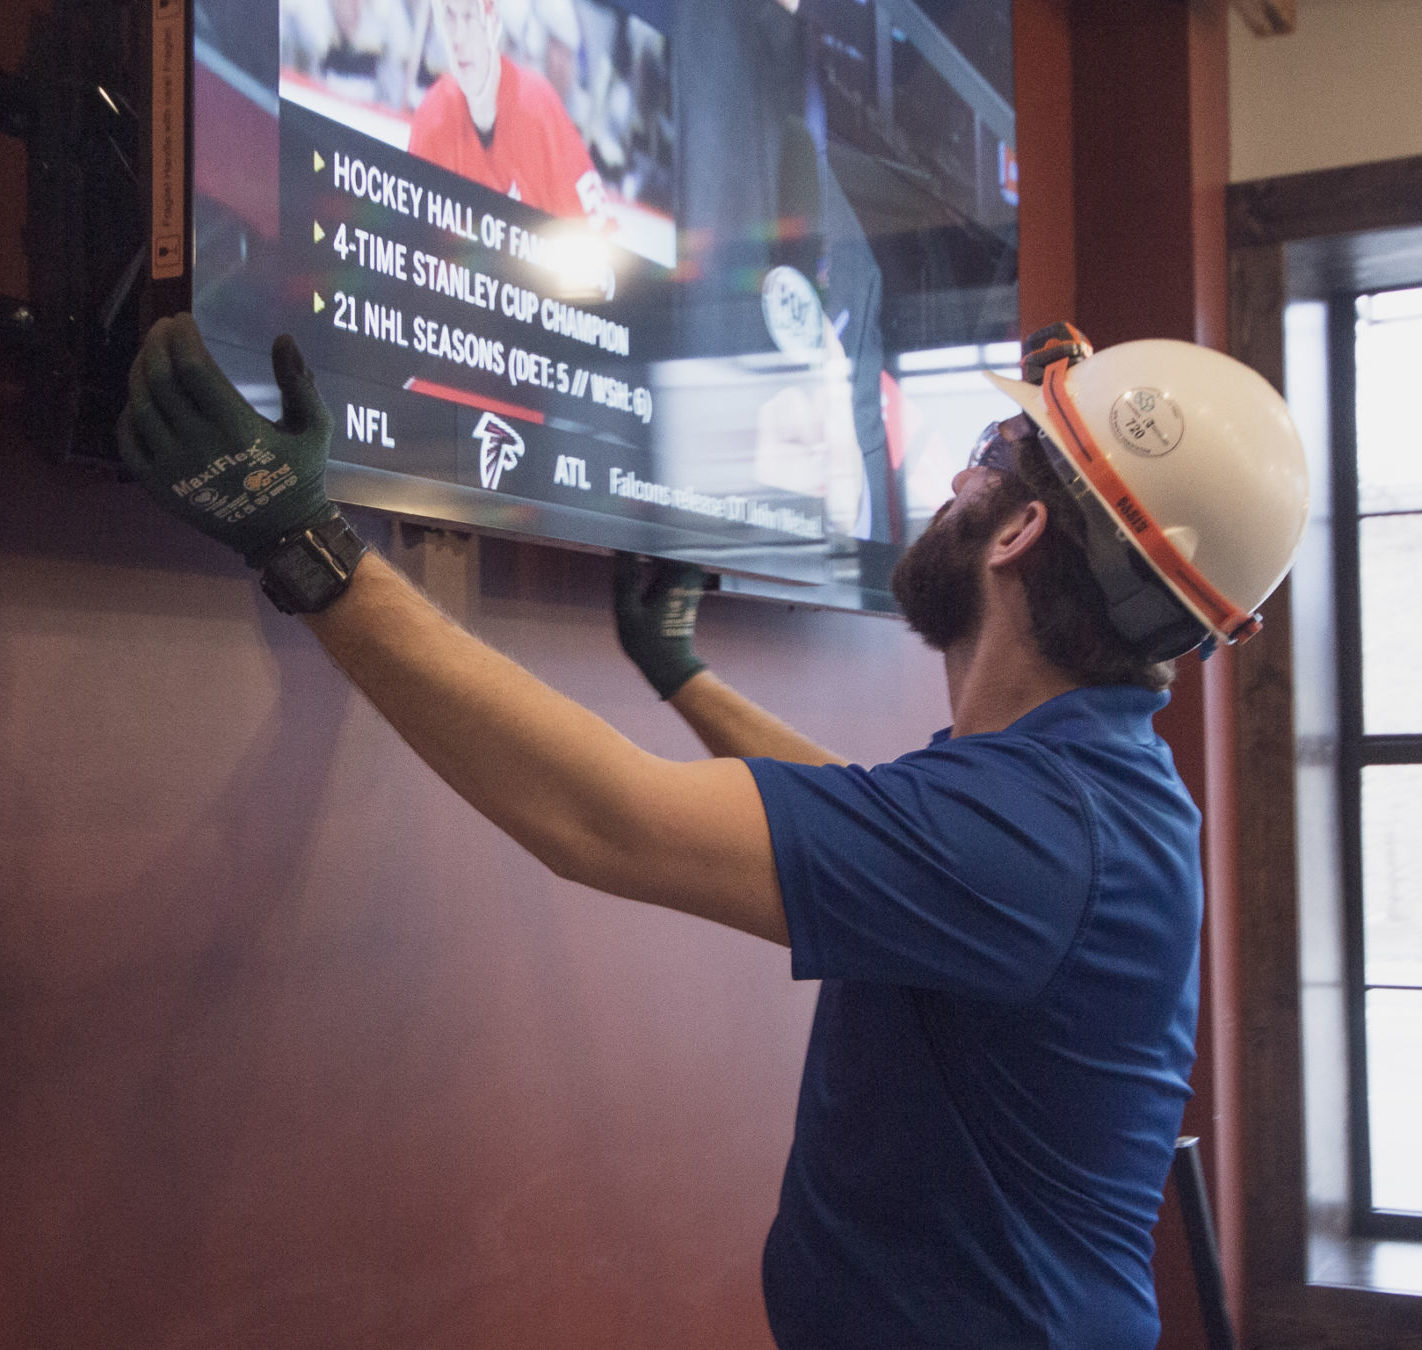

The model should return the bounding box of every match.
[409,0,606,221]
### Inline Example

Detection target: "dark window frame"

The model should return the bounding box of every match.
[1330,289,1422,1241]
[1227,154,1422,1343]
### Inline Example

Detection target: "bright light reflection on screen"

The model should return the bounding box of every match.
[192,0,1018,608]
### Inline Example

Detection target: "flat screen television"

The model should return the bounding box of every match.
[15,0,1023,611]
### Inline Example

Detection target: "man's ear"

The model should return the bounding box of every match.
[986,500,1047,570]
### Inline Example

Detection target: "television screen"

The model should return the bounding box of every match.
[182,0,1020,609]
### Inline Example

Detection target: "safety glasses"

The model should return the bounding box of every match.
[965,411,1041,473]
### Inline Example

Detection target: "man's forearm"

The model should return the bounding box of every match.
[303,552,790,943]
[306,553,642,872]
[669,670,848,766]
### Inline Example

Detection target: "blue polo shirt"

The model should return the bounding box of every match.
[745,686,1202,1349]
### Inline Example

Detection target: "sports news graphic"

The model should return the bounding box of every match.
[187,0,1019,604]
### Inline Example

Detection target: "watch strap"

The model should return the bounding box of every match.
[257,510,368,614]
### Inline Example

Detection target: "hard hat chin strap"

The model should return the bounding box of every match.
[1039,359,1262,648]
[1028,415,1208,660]
[1073,491,1212,661]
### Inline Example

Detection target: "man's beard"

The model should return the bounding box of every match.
[890,485,1013,651]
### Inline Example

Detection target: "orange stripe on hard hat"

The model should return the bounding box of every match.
[1040,359,1262,645]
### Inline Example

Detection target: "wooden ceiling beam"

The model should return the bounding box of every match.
[1232,0,1297,35]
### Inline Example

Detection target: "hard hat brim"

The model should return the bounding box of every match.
[983,370,1062,455]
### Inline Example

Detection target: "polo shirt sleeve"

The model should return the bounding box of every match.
[745,737,1097,1002]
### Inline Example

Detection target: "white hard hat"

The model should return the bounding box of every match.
[985,338,1309,652]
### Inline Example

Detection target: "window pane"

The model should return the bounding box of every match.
[1367,989,1422,1212]
[1360,513,1422,734]
[1356,289,1422,514]
[1362,765,1422,988]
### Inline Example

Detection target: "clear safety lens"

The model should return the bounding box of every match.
[967,412,1038,472]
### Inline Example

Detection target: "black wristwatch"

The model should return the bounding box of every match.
[257,510,368,614]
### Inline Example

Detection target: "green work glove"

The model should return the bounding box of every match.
[1020,321,1093,387]
[116,313,335,566]
[613,553,708,700]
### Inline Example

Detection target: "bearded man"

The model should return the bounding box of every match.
[116,317,1306,1348]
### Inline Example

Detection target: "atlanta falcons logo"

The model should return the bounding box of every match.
[474,412,526,491]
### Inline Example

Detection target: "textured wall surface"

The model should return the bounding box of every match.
[0,460,945,1349]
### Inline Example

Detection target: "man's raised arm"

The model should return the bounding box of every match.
[116,315,789,945]
[613,554,848,766]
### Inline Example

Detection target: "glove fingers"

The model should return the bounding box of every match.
[271,334,332,438]
[164,313,260,430]
[612,553,653,663]
[136,317,222,451]
[613,550,647,610]
[643,558,705,606]
[116,404,183,508]
[123,354,180,469]
[610,552,706,698]
[643,561,703,647]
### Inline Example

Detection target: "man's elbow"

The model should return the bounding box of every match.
[534,814,652,899]
[535,830,792,947]
[535,826,615,890]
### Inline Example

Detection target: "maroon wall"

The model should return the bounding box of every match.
[0,9,949,1341]
[2,2,1239,1346]
[0,462,950,1349]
